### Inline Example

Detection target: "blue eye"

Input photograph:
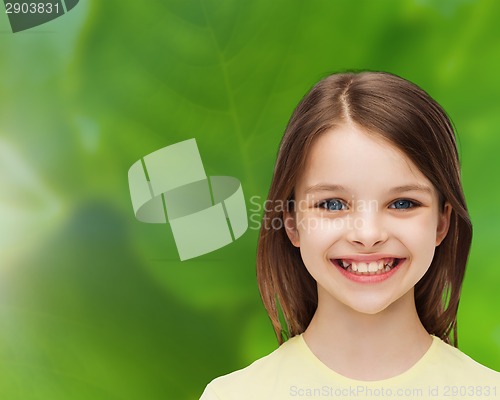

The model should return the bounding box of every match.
[390,199,416,210]
[319,199,347,211]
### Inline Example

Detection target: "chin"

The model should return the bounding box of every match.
[340,293,400,315]
[349,303,392,315]
[345,291,411,316]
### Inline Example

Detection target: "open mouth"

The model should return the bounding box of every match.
[333,258,402,276]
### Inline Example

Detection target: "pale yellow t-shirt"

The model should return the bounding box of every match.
[200,334,500,399]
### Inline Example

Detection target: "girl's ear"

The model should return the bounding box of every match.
[283,211,300,247]
[436,202,452,246]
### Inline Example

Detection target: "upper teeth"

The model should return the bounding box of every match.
[339,258,396,272]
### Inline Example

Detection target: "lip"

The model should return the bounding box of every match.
[330,256,406,284]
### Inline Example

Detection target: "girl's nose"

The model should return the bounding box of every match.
[346,212,388,248]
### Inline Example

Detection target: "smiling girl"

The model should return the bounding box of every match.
[200,71,500,399]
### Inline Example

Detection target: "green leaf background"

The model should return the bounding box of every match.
[1,0,499,398]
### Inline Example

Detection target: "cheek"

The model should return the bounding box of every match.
[392,214,438,263]
[296,215,343,260]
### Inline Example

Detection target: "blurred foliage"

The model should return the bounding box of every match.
[0,0,499,398]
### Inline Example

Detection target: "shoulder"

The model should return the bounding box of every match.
[201,335,303,399]
[429,336,500,382]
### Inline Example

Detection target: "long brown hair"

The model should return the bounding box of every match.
[256,71,472,347]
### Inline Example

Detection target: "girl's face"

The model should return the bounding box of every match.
[284,123,451,315]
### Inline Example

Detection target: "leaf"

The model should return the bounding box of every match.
[2,0,500,398]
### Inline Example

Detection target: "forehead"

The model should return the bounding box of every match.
[296,124,435,196]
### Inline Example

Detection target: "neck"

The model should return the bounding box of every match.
[303,288,432,381]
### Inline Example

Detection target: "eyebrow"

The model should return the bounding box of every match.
[388,184,433,195]
[304,183,433,195]
[304,184,348,194]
